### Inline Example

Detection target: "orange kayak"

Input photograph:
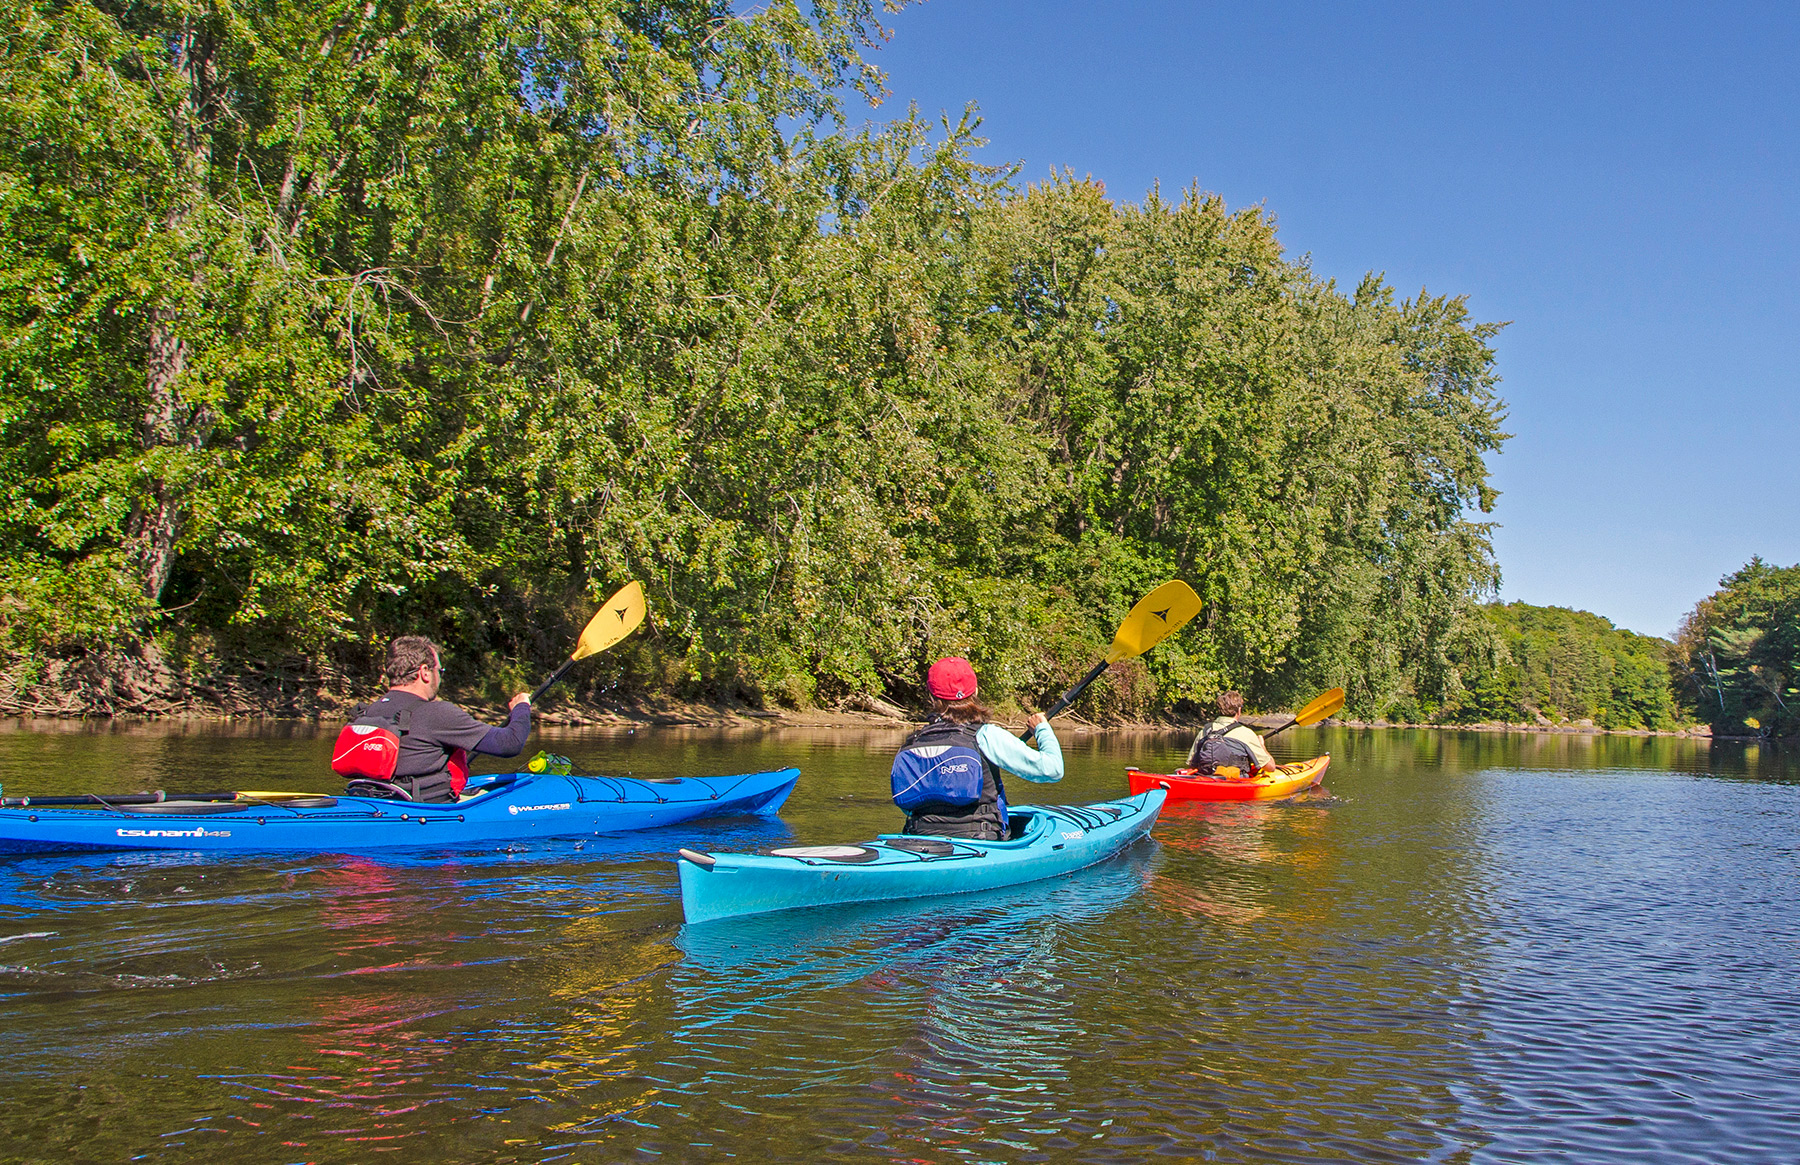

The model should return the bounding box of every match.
[1126,755,1330,802]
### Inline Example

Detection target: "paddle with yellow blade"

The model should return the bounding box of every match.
[1261,686,1346,740]
[0,790,336,808]
[529,581,648,703]
[1029,580,1204,732]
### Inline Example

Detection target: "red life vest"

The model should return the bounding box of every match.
[330,701,471,796]
[330,704,412,780]
[443,747,470,795]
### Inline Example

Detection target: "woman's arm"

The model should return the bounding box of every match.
[975,720,1064,782]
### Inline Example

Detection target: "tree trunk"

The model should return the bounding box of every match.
[126,18,215,603]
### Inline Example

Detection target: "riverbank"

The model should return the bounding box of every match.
[0,637,1726,736]
[385,703,1721,740]
[0,690,1720,739]
[6,635,1720,736]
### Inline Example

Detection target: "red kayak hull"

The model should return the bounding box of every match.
[1126,755,1330,802]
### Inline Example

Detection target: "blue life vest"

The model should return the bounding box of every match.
[890,719,1008,839]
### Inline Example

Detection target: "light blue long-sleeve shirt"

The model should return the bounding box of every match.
[975,721,1064,782]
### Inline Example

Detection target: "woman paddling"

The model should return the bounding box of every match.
[889,657,1065,841]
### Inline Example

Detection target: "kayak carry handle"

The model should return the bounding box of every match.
[678,848,716,869]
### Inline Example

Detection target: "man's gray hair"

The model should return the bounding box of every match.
[385,636,440,683]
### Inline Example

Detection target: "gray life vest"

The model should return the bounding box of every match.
[1188,718,1258,775]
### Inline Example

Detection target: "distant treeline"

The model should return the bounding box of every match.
[1406,563,1796,737]
[1435,603,1681,731]
[0,0,1510,718]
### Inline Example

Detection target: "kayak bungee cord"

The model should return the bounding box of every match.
[1048,804,1124,831]
[769,843,987,868]
[568,769,777,805]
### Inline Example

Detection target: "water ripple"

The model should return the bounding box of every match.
[0,725,1796,1160]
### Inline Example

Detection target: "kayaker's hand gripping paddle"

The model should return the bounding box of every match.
[1026,580,1203,735]
[530,581,647,703]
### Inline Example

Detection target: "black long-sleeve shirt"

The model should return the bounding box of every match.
[360,691,533,778]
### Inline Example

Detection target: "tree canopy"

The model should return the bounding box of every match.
[2,0,1513,718]
[1439,602,1681,731]
[1675,558,1800,739]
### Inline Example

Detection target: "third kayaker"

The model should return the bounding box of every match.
[1185,690,1276,777]
[341,636,534,803]
[889,656,1064,841]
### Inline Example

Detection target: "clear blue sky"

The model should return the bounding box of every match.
[854,1,1799,638]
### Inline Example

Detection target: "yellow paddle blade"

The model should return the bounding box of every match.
[1105,580,1203,663]
[1293,687,1346,726]
[572,581,647,661]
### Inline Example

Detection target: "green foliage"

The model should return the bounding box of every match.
[1444,603,1680,730]
[1,0,1513,718]
[1675,558,1800,738]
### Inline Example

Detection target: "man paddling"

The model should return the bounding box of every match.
[889,657,1064,841]
[344,637,533,802]
[1185,690,1276,777]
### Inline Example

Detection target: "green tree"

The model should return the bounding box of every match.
[3,2,1514,720]
[1675,558,1800,737]
[1,0,898,671]
[970,176,1506,716]
[1448,602,1680,730]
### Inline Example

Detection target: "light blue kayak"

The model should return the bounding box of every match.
[676,789,1165,924]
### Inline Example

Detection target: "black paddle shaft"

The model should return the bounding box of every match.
[1020,658,1111,739]
[1262,716,1300,741]
[1046,658,1112,720]
[529,658,578,704]
[0,791,240,808]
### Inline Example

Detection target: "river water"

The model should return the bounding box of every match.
[0,721,1794,1163]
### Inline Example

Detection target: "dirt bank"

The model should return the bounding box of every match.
[0,642,1716,736]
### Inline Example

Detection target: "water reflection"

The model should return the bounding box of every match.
[0,720,1797,1161]
[667,855,1153,1158]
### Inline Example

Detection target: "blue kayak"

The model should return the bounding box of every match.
[676,789,1165,924]
[0,768,798,855]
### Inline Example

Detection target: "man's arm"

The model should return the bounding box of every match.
[476,697,532,756]
[412,697,532,759]
[1228,724,1276,769]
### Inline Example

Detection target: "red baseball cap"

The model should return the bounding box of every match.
[926,657,979,700]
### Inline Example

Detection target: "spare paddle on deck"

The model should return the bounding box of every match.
[1030,580,1203,733]
[1262,687,1346,740]
[1,790,323,808]
[530,580,647,703]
